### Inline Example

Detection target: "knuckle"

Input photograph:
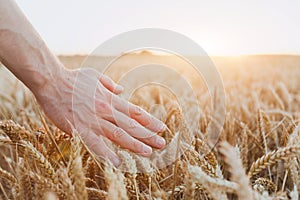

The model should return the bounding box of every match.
[97,101,111,113]
[136,129,154,140]
[112,127,125,139]
[129,119,139,129]
[144,130,155,139]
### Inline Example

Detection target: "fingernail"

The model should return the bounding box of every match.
[112,157,121,167]
[116,85,124,91]
[143,145,152,154]
[157,137,166,147]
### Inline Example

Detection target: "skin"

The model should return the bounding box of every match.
[0,0,166,166]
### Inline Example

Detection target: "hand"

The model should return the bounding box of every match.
[33,68,167,166]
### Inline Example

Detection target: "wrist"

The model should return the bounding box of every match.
[32,65,72,100]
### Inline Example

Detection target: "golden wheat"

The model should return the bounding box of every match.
[248,145,300,177]
[1,56,300,199]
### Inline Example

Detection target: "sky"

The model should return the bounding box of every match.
[15,0,300,56]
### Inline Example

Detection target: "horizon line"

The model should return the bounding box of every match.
[57,53,300,57]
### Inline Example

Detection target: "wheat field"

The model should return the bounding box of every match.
[0,54,300,200]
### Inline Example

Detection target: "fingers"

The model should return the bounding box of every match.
[96,81,166,134]
[99,74,123,94]
[95,119,153,156]
[110,110,166,149]
[83,131,121,166]
[112,96,167,133]
[93,84,166,154]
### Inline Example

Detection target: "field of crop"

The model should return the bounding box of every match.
[0,54,300,200]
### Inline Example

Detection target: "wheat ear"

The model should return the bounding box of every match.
[218,141,253,200]
[0,120,34,143]
[248,145,300,177]
[0,166,17,185]
[21,140,58,183]
[30,171,63,199]
[86,187,107,199]
[188,165,236,198]
[68,134,87,200]
[105,164,128,200]
[118,150,139,199]
[57,167,76,200]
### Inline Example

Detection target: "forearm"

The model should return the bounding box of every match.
[0,0,65,94]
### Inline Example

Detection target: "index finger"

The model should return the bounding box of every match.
[112,96,167,133]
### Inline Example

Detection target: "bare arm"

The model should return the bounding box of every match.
[0,0,67,93]
[0,0,166,166]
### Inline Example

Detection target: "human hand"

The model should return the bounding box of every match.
[33,68,167,166]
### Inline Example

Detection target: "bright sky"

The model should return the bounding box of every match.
[15,0,300,56]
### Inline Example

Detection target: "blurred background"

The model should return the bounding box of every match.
[15,0,300,56]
